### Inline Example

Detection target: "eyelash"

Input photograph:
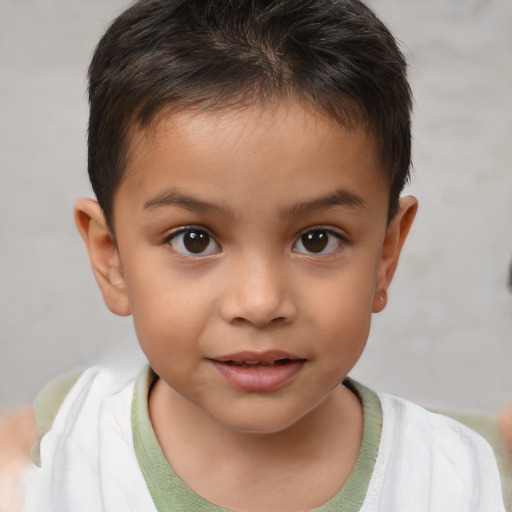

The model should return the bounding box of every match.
[163,226,347,257]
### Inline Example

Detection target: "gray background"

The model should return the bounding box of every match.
[1,0,511,413]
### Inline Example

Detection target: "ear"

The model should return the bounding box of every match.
[74,198,131,316]
[372,196,418,313]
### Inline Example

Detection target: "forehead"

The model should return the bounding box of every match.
[114,102,389,224]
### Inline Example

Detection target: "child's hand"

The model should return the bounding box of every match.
[0,407,36,512]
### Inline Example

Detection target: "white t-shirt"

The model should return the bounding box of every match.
[23,366,506,512]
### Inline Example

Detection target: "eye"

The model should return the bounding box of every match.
[293,228,344,255]
[167,227,220,256]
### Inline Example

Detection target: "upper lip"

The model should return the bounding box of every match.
[211,350,305,365]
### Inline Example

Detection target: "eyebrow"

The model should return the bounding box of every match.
[143,189,234,218]
[143,187,366,219]
[280,189,367,218]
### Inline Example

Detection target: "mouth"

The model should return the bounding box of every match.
[209,351,306,391]
[212,350,305,366]
[221,358,295,367]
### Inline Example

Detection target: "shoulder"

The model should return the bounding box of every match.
[23,366,153,511]
[369,392,505,511]
[30,369,84,466]
[379,392,497,463]
[31,366,137,467]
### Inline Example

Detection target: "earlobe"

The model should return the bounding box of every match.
[372,289,388,313]
[372,196,418,313]
[74,198,131,317]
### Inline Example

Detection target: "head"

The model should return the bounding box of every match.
[76,0,417,435]
[87,0,412,233]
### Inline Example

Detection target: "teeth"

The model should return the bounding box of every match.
[224,359,291,367]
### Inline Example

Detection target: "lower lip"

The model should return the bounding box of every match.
[210,360,305,392]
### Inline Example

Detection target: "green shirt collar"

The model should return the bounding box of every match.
[132,366,381,512]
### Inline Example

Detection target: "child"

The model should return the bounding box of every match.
[19,0,505,510]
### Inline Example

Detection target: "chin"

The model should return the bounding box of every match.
[210,406,310,436]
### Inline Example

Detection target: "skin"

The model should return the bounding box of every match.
[75,101,417,512]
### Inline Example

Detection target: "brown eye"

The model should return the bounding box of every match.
[183,230,209,253]
[293,228,344,255]
[169,227,220,256]
[301,230,328,253]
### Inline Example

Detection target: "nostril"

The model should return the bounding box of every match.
[230,315,286,328]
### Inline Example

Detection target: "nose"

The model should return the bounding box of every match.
[219,255,297,328]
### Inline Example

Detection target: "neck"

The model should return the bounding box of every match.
[148,377,363,512]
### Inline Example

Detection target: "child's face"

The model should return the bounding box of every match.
[77,101,416,434]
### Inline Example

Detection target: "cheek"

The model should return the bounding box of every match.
[303,274,374,356]
[321,308,371,362]
[304,271,376,322]
[125,269,216,352]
